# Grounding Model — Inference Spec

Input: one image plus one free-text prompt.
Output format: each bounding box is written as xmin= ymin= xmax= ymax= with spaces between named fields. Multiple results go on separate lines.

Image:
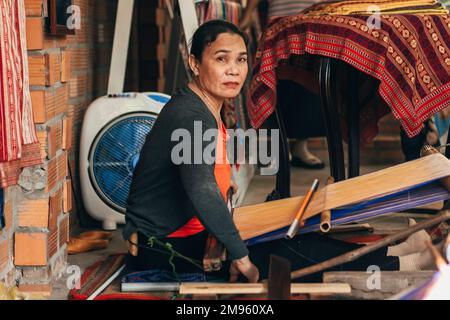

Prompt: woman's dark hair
xmin=190 ymin=19 xmax=249 ymax=61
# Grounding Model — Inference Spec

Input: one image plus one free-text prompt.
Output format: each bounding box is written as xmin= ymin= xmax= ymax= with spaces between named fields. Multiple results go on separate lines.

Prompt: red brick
xmin=62 ymin=116 xmax=73 ymax=150
xmin=0 ymin=239 xmax=8 ymax=271
xmin=18 ymin=283 xmax=52 ymax=297
xmin=28 ymin=55 xmax=46 ymax=86
xmin=26 ymin=17 xmax=43 ymax=50
xmin=63 ymin=179 xmax=73 ymax=213
xmin=48 ymin=121 xmax=62 ymax=159
xmin=54 ymin=85 xmax=68 ymax=116
xmin=48 ymin=227 xmax=58 ymax=259
xmin=46 ymin=157 xmax=58 ymax=193
xmin=31 ymin=91 xmax=46 ymax=123
xmin=24 ymin=0 xmax=43 ymax=17
xmin=3 ymin=200 xmax=13 ymax=233
xmin=46 ymin=53 xmax=61 ymax=86
xmin=59 ymin=215 xmax=69 ymax=248
xmin=61 ymin=51 xmax=71 ymax=83
xmin=49 ymin=190 xmax=62 ymax=231
xmin=14 ymin=233 xmax=48 ymax=266
xmin=58 ymin=151 xmax=68 ymax=182
xmin=18 ymin=198 xmax=49 ymax=228
xmin=36 ymin=129 xmax=47 ymax=160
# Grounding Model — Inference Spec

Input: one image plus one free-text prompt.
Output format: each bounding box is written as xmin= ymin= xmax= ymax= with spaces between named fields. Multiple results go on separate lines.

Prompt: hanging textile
xmin=0 ymin=188 xmax=4 ymax=231
xmin=205 ymin=0 xmax=242 ymax=25
xmin=0 ymin=0 xmax=41 ymax=188
xmin=248 ymin=10 xmax=450 ymax=140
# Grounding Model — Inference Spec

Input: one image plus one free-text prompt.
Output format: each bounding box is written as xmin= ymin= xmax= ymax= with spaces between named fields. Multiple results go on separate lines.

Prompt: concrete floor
xmin=50 ymin=161 xmax=430 ymax=300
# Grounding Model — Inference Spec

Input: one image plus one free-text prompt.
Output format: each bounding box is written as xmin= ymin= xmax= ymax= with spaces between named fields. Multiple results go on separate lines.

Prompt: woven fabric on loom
xmin=247 ymin=11 xmax=450 ymax=140
xmin=0 ymin=0 xmax=41 ymax=187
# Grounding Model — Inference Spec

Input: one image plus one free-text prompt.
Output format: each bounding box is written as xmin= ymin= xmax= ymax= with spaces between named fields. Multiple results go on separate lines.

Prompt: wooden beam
xmin=323 ymin=271 xmax=435 ymax=300
xmin=179 ymin=283 xmax=351 ymax=295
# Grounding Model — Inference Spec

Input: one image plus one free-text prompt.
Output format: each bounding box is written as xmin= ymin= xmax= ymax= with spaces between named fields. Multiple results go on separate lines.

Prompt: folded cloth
xmin=122 ymin=269 xmax=206 ymax=283
xmin=305 ymin=0 xmax=448 ymax=15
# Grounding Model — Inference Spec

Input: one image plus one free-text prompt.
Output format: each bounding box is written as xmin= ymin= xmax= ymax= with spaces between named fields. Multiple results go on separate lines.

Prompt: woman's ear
xmin=188 ymin=54 xmax=199 ymax=76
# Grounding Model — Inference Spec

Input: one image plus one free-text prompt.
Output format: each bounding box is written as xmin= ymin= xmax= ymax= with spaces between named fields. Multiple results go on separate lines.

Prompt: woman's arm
xmin=239 ymin=0 xmax=261 ymax=30
xmin=178 ymin=158 xmax=249 ymax=260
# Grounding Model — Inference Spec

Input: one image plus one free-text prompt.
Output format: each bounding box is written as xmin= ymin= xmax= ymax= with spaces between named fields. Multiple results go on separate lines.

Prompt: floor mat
xmin=68 ymin=254 xmax=178 ymax=300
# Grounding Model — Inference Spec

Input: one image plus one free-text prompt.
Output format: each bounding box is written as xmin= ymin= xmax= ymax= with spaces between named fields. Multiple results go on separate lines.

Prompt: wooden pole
xmin=291 ymin=210 xmax=450 ymax=280
xmin=320 ymin=176 xmax=335 ymax=233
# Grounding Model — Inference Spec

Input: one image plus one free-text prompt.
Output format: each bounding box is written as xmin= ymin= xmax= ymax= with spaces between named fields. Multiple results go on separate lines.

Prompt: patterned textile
xmin=268 ymin=0 xmax=324 ymax=19
xmin=0 ymin=0 xmax=41 ymax=187
xmin=248 ymin=12 xmax=450 ymax=139
xmin=0 ymin=188 xmax=4 ymax=230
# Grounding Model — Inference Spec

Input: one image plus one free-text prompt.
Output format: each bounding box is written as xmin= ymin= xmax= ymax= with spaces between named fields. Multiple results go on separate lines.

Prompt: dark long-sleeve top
xmin=123 ymin=86 xmax=249 ymax=260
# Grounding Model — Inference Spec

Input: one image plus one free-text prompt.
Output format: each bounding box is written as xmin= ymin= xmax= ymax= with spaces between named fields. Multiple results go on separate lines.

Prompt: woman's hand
xmin=229 ymin=256 xmax=259 ymax=283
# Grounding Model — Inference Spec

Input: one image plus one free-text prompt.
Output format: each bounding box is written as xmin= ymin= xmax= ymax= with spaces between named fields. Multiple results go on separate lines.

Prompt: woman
xmin=240 ymin=0 xmax=327 ymax=169
xmin=124 ymin=20 xmax=437 ymax=284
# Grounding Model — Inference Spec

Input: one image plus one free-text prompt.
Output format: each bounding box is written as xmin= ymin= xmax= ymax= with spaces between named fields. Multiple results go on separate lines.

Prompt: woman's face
xmin=191 ymin=33 xmax=248 ymax=100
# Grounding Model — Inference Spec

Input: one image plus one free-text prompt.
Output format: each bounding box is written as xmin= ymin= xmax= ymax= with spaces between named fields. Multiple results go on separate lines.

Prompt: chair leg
xmin=267 ymin=106 xmax=291 ymax=202
xmin=445 ymin=125 xmax=450 ymax=159
xmin=347 ymin=67 xmax=360 ymax=178
xmin=319 ymin=57 xmax=346 ymax=182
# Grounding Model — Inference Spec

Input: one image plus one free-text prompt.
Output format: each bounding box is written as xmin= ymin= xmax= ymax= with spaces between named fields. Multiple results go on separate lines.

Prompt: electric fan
xmin=79 ymin=92 xmax=170 ymax=230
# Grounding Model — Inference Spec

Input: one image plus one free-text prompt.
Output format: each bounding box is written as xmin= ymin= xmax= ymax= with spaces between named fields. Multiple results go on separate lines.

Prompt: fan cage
xmin=88 ymin=112 xmax=157 ymax=213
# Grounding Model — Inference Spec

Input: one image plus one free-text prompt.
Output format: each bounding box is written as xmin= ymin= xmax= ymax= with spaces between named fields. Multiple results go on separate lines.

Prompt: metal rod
xmin=121 ymin=282 xmax=180 ymax=292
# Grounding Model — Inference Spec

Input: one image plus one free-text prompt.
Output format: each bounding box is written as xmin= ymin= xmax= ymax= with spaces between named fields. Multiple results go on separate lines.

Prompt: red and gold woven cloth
xmin=248 ymin=13 xmax=450 ymax=139
xmin=0 ymin=0 xmax=41 ymax=188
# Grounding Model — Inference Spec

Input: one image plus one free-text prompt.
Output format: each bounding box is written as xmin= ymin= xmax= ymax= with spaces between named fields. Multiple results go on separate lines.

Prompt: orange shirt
xmin=168 ymin=123 xmax=230 ymax=238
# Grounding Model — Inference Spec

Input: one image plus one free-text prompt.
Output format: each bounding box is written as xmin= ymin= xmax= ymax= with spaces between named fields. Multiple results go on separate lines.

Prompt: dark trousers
xmin=277 ymin=80 xmax=326 ymax=140
xmin=128 ymin=231 xmax=399 ymax=283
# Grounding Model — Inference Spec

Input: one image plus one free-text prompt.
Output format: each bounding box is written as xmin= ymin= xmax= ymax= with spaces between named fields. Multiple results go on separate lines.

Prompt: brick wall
xmin=0 ymin=0 xmax=118 ymax=296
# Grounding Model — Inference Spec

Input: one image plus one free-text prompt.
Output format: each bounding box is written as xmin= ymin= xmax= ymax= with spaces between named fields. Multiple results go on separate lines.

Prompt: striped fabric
xmin=267 ymin=0 xmax=323 ymax=18
xmin=0 ymin=0 xmax=41 ymax=187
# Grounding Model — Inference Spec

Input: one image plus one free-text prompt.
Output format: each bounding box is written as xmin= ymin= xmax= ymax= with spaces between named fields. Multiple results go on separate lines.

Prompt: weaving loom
xmin=234 ymin=153 xmax=450 ymax=245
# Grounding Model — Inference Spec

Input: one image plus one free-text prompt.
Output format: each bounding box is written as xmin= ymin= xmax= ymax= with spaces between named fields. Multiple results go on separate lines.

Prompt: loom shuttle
xmin=286 ymin=179 xmax=319 ymax=239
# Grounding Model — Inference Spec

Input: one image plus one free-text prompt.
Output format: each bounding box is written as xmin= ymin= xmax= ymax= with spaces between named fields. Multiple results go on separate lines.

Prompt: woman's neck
xmin=188 ymin=82 xmax=223 ymax=126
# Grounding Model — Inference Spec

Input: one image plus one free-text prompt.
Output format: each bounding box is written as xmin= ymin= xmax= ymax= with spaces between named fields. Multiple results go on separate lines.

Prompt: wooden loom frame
xmin=233 ymin=153 xmax=450 ymax=242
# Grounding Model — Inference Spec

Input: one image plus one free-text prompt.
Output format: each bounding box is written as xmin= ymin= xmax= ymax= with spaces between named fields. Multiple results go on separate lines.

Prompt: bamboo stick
xmin=320 ymin=176 xmax=335 ymax=233
xmin=291 ymin=210 xmax=450 ymax=280
xmin=234 ymin=153 xmax=450 ymax=241
xmin=179 ymin=283 xmax=351 ymax=295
